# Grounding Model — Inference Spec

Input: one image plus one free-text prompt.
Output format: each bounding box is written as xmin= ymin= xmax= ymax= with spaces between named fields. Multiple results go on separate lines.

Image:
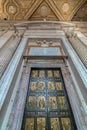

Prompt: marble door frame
xmin=7 ymin=60 xmax=86 ymax=130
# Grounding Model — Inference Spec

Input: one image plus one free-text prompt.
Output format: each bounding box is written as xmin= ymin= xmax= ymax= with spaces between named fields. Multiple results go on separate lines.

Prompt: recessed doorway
xmin=21 ymin=68 xmax=77 ymax=130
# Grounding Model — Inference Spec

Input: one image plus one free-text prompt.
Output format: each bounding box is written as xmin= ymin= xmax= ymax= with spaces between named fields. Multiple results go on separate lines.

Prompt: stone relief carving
xmin=36 ymin=40 xmax=53 ymax=47
xmin=29 ymin=1 xmax=58 ymax=21
xmin=8 ymin=5 xmax=17 ymax=14
xmin=62 ymin=3 xmax=70 ymax=15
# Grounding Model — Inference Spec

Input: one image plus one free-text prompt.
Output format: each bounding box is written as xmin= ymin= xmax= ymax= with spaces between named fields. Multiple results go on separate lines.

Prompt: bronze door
xmin=21 ymin=68 xmax=77 ymax=130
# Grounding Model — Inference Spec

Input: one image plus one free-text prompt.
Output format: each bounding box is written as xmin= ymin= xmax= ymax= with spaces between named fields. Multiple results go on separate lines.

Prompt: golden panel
xmin=30 ymin=82 xmax=37 ymax=91
xmin=61 ymin=118 xmax=71 ymax=130
xmin=25 ymin=118 xmax=34 ymax=130
xmin=37 ymin=118 xmax=46 ymax=130
xmin=47 ymin=70 xmax=53 ymax=78
xmin=56 ymin=82 xmax=62 ymax=90
xmin=38 ymin=81 xmax=45 ymax=90
xmin=58 ymin=96 xmax=67 ymax=109
xmin=39 ymin=70 xmax=45 ymax=78
xmin=51 ymin=118 xmax=60 ymax=130
xmin=54 ymin=71 xmax=60 ymax=78
xmin=48 ymin=82 xmax=55 ymax=90
xmin=49 ymin=97 xmax=57 ymax=109
xmin=32 ymin=70 xmax=38 ymax=78
xmin=38 ymin=96 xmax=45 ymax=109
xmin=27 ymin=96 xmax=36 ymax=109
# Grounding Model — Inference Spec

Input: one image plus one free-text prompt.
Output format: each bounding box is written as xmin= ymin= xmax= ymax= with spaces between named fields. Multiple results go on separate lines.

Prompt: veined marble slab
xmin=0 ymin=31 xmax=14 ymax=49
xmin=75 ymin=31 xmax=87 ymax=46
xmin=29 ymin=47 xmax=61 ymax=56
xmin=24 ymin=30 xmax=65 ymax=38
xmin=0 ymin=37 xmax=28 ymax=110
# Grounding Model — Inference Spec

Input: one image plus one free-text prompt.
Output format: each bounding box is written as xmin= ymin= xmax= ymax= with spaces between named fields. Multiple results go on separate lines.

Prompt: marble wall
xmin=0 ymin=21 xmax=87 ymax=130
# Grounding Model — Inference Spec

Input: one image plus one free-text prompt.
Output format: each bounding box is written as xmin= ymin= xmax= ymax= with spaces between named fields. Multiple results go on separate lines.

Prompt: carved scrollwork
xmin=36 ymin=40 xmax=53 ymax=47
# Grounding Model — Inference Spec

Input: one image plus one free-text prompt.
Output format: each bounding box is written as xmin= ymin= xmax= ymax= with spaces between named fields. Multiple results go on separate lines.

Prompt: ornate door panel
xmin=21 ymin=68 xmax=77 ymax=130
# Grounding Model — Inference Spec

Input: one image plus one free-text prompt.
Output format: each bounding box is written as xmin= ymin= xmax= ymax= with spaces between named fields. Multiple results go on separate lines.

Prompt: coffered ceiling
xmin=0 ymin=0 xmax=87 ymax=21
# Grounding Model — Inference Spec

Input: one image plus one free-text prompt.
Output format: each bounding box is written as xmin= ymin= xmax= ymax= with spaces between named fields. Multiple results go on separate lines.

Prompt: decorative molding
xmin=29 ymin=1 xmax=58 ymax=21
xmin=24 ymin=0 xmax=43 ymax=20
xmin=36 ymin=40 xmax=53 ymax=47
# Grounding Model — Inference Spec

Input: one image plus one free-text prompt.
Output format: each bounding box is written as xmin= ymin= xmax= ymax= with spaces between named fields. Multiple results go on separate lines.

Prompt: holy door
xmin=21 ymin=68 xmax=77 ymax=130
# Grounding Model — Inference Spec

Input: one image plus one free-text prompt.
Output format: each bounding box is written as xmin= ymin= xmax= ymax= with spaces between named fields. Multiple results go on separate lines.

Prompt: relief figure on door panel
xmin=49 ymin=97 xmax=57 ymax=109
xmin=38 ymin=96 xmax=45 ymax=109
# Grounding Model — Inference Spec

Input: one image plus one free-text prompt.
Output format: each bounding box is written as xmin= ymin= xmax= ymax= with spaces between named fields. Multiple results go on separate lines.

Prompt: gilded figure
xmin=49 ymin=97 xmax=57 ymax=109
xmin=47 ymin=70 xmax=53 ymax=78
xmin=32 ymin=70 xmax=38 ymax=78
xmin=37 ymin=118 xmax=46 ymax=130
xmin=25 ymin=118 xmax=34 ymax=130
xmin=27 ymin=96 xmax=36 ymax=109
xmin=48 ymin=82 xmax=55 ymax=90
xmin=38 ymin=96 xmax=45 ymax=109
xmin=39 ymin=70 xmax=45 ymax=78
xmin=56 ymin=82 xmax=62 ymax=90
xmin=38 ymin=82 xmax=45 ymax=90
xmin=30 ymin=82 xmax=37 ymax=91
xmin=58 ymin=96 xmax=67 ymax=109
xmin=54 ymin=71 xmax=60 ymax=78
xmin=61 ymin=118 xmax=71 ymax=130
xmin=51 ymin=118 xmax=60 ymax=130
